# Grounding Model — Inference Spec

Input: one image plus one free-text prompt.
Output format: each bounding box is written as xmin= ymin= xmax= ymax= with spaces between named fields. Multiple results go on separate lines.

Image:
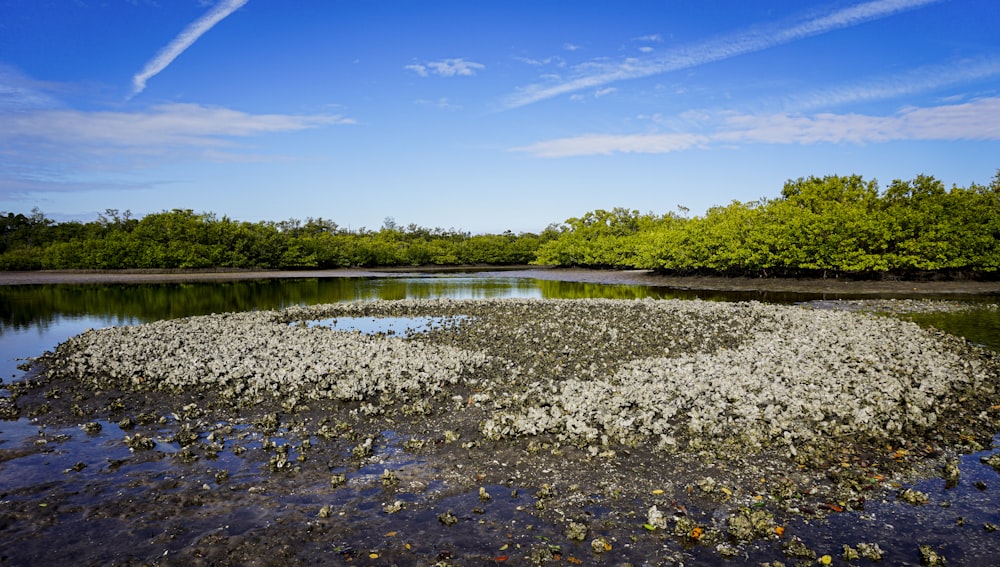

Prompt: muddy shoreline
xmin=2 ymin=266 xmax=999 ymax=296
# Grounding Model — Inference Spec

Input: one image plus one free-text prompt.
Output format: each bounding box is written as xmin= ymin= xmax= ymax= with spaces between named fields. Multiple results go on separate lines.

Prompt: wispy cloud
xmin=514 ymin=132 xmax=709 ymax=157
xmin=0 ymin=63 xmax=64 ymax=111
xmin=405 ymin=58 xmax=485 ymax=77
xmin=785 ymin=56 xmax=1000 ymax=111
xmin=0 ymin=103 xmax=352 ymax=195
xmin=717 ymin=98 xmax=1000 ymax=144
xmin=503 ymin=0 xmax=941 ymax=109
xmin=415 ymin=97 xmax=461 ymax=110
xmin=514 ymin=55 xmax=566 ymax=68
xmin=130 ymin=0 xmax=248 ymax=97
xmin=511 ymin=97 xmax=1000 ymax=157
xmin=2 ymin=103 xmax=350 ymax=147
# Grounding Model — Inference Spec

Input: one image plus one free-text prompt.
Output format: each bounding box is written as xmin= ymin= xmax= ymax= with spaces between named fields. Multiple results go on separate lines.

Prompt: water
xmin=901 ymin=308 xmax=1000 ymax=352
xmin=302 ymin=315 xmax=467 ymax=336
xmin=0 ymin=275 xmax=733 ymax=381
xmin=3 ymin=274 xmax=998 ymax=381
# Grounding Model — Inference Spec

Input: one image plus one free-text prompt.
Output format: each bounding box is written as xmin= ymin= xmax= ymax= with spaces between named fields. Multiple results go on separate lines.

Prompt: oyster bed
xmin=6 ymin=298 xmax=1000 ymax=564
xmin=38 ymin=298 xmax=1000 ymax=456
xmin=807 ymin=298 xmax=1000 ymax=314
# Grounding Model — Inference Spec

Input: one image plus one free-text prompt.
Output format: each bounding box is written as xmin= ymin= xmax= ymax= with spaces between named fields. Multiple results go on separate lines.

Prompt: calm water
xmin=2 ymin=274 xmax=998 ymax=382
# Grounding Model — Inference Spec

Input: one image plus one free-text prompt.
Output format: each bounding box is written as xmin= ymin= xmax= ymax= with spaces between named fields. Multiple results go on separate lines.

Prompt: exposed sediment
xmin=36 ymin=298 xmax=1000 ymax=460
xmin=11 ymin=298 xmax=1000 ymax=564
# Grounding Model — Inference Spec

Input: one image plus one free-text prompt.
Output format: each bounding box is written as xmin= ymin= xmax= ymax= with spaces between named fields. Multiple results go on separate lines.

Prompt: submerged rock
xmin=980 ymin=453 xmax=1000 ymax=473
xmin=919 ymin=544 xmax=947 ymax=565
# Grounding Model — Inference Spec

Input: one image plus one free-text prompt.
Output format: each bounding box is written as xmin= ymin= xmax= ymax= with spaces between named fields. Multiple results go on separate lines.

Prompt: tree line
xmin=534 ymin=172 xmax=1000 ymax=276
xmin=2 ymin=171 xmax=998 ymax=276
xmin=0 ymin=209 xmax=549 ymax=270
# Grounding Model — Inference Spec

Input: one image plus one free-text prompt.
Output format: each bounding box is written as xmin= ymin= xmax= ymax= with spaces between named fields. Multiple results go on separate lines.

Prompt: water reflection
xmin=900 ymin=309 xmax=1000 ymax=352
xmin=0 ymin=277 xmax=540 ymax=332
xmin=303 ymin=316 xmax=465 ymax=336
xmin=2 ymin=274 xmax=998 ymax=383
xmin=0 ymin=276 xmax=848 ymax=334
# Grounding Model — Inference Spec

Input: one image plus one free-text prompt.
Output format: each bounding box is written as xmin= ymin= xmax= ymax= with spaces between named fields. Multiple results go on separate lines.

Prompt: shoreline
xmin=1 ymin=266 xmax=999 ymax=295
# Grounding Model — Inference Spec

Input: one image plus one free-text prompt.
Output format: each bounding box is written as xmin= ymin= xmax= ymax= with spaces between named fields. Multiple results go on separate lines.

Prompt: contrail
xmin=130 ymin=0 xmax=249 ymax=98
xmin=504 ymin=0 xmax=942 ymax=109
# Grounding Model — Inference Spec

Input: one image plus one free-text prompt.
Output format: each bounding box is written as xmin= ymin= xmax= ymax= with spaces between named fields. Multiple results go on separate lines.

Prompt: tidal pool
xmin=301 ymin=315 xmax=468 ymax=336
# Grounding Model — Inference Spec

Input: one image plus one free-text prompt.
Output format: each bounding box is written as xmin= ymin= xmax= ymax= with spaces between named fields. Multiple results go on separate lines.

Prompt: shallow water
xmin=4 ymin=274 xmax=997 ymax=379
xmin=901 ymin=308 xmax=1000 ymax=352
xmin=303 ymin=315 xmax=467 ymax=336
xmin=2 ymin=272 xmax=999 ymax=565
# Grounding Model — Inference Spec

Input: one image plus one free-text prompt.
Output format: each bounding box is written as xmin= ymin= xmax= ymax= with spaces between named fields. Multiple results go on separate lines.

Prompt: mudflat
xmin=4 ymin=296 xmax=1000 ymax=564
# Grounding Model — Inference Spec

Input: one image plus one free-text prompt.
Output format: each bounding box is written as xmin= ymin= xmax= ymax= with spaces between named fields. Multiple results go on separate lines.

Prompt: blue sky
xmin=1 ymin=0 xmax=998 ymax=233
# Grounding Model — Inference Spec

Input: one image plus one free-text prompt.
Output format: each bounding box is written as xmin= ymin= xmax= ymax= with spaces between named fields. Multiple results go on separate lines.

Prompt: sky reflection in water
xmin=2 ymin=275 xmax=997 ymax=382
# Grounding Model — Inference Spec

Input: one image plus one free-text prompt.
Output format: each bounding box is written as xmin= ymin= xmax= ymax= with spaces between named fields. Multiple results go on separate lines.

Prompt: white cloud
xmin=785 ymin=56 xmax=1000 ymax=111
xmin=503 ymin=0 xmax=941 ymax=109
xmin=404 ymin=64 xmax=428 ymax=77
xmin=563 ymin=43 xmax=582 ymax=51
xmin=0 ymin=103 xmax=353 ymax=195
xmin=511 ymin=97 xmax=1000 ymax=157
xmin=415 ymin=97 xmax=460 ymax=110
xmin=0 ymin=63 xmax=63 ymax=111
xmin=514 ymin=55 xmax=566 ymax=67
xmin=131 ymin=0 xmax=248 ymax=97
xmin=406 ymin=58 xmax=485 ymax=77
xmin=715 ymin=112 xmax=897 ymax=145
xmin=1 ymin=103 xmax=351 ymax=147
xmin=512 ymin=132 xmax=708 ymax=157
xmin=594 ymin=87 xmax=617 ymax=97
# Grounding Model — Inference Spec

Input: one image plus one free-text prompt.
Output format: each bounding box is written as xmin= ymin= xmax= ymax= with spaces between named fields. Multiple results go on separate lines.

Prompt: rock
xmin=941 ymin=459 xmax=960 ymax=487
xmin=899 ymin=488 xmax=929 ymax=505
xmin=646 ymin=505 xmax=668 ymax=530
xmin=782 ymin=537 xmax=816 ymax=559
xmin=438 ymin=511 xmax=458 ymax=526
xmin=856 ymin=542 xmax=884 ymax=560
xmin=919 ymin=544 xmax=946 ymax=565
xmin=980 ymin=453 xmax=1000 ymax=473
xmin=590 ymin=537 xmax=611 ymax=554
xmin=728 ymin=507 xmax=775 ymax=541
xmin=565 ymin=521 xmax=587 ymax=541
